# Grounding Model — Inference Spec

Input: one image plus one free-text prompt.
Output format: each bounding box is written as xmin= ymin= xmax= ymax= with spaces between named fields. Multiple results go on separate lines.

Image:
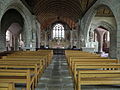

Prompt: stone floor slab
xmin=35 ymin=55 xmax=74 ymax=90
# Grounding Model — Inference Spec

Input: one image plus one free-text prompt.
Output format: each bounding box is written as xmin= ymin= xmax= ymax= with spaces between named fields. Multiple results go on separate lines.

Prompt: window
xmin=6 ymin=30 xmax=11 ymax=41
xmin=53 ymin=23 xmax=65 ymax=39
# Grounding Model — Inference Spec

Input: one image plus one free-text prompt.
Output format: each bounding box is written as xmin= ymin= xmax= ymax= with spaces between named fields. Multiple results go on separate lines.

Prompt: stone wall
xmin=92 ymin=17 xmax=116 ymax=29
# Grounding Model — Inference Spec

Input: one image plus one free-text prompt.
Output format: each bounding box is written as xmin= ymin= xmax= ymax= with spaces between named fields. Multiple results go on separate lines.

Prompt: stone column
xmin=14 ymin=36 xmax=19 ymax=51
xmin=73 ymin=30 xmax=78 ymax=48
xmin=79 ymin=32 xmax=85 ymax=49
xmin=31 ymin=15 xmax=37 ymax=50
xmin=70 ymin=30 xmax=73 ymax=48
xmin=96 ymin=28 xmax=106 ymax=53
xmin=36 ymin=21 xmax=41 ymax=48
xmin=110 ymin=29 xmax=117 ymax=59
xmin=44 ymin=31 xmax=47 ymax=47
xmin=77 ymin=20 xmax=81 ymax=49
xmin=0 ymin=31 xmax=6 ymax=51
xmin=32 ymin=30 xmax=37 ymax=50
xmin=98 ymin=34 xmax=104 ymax=53
xmin=78 ymin=20 xmax=86 ymax=49
xmin=23 ymin=24 xmax=31 ymax=48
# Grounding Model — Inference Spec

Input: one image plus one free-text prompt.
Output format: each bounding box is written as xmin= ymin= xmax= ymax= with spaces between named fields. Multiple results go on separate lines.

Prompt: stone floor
xmin=35 ymin=55 xmax=74 ymax=90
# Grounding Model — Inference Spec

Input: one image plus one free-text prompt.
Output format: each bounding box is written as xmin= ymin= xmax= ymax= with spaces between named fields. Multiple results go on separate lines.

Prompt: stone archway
xmin=1 ymin=9 xmax=24 ymax=51
xmin=0 ymin=0 xmax=35 ymax=51
xmin=90 ymin=21 xmax=115 ymax=58
xmin=80 ymin=0 xmax=119 ymax=58
xmin=6 ymin=23 xmax=23 ymax=51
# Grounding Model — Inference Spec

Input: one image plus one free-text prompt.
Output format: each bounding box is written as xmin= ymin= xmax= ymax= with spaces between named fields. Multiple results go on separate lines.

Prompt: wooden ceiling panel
xmin=23 ymin=0 xmax=98 ymax=30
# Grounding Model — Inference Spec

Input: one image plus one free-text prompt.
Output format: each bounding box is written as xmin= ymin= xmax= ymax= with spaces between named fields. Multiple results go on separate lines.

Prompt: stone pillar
xmin=98 ymin=34 xmax=104 ymax=53
xmin=32 ymin=30 xmax=36 ymax=50
xmin=36 ymin=21 xmax=41 ymax=48
xmin=96 ymin=28 xmax=106 ymax=53
xmin=44 ymin=31 xmax=47 ymax=47
xmin=14 ymin=36 xmax=19 ymax=51
xmin=76 ymin=30 xmax=79 ymax=48
xmin=23 ymin=15 xmax=37 ymax=51
xmin=79 ymin=31 xmax=85 ymax=49
xmin=12 ymin=36 xmax=16 ymax=51
xmin=78 ymin=20 xmax=86 ymax=49
xmin=73 ymin=30 xmax=78 ymax=48
xmin=0 ymin=31 xmax=6 ymax=51
xmin=70 ymin=30 xmax=73 ymax=48
xmin=110 ymin=29 xmax=117 ymax=59
xmin=77 ymin=20 xmax=81 ymax=49
xmin=30 ymin=15 xmax=37 ymax=50
xmin=23 ymin=24 xmax=31 ymax=48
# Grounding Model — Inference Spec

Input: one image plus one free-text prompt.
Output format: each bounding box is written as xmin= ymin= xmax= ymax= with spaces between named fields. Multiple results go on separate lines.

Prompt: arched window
xmin=53 ymin=23 xmax=65 ymax=39
xmin=6 ymin=30 xmax=11 ymax=41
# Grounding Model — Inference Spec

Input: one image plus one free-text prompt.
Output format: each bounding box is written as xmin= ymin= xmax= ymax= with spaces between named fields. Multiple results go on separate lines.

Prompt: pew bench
xmin=77 ymin=70 xmax=120 ymax=90
xmin=0 ymin=58 xmax=46 ymax=69
xmin=67 ymin=56 xmax=108 ymax=63
xmin=2 ymin=56 xmax=48 ymax=67
xmin=7 ymin=55 xmax=50 ymax=65
xmin=0 ymin=59 xmax=45 ymax=82
xmin=69 ymin=59 xmax=118 ymax=73
xmin=0 ymin=63 xmax=42 ymax=87
xmin=0 ymin=82 xmax=15 ymax=90
xmin=74 ymin=64 xmax=120 ymax=84
xmin=0 ymin=69 xmax=34 ymax=90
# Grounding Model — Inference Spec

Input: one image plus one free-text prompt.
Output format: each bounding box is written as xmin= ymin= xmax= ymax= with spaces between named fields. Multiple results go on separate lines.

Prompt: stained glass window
xmin=53 ymin=23 xmax=65 ymax=39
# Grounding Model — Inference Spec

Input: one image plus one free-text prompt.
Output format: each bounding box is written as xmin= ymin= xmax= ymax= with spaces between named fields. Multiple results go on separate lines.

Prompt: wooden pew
xmin=0 ymin=82 xmax=15 ymax=90
xmin=69 ymin=58 xmax=113 ymax=66
xmin=65 ymin=50 xmax=120 ymax=90
xmin=74 ymin=64 xmax=120 ymax=90
xmin=67 ymin=56 xmax=108 ymax=63
xmin=0 ymin=69 xmax=34 ymax=90
xmin=6 ymin=54 xmax=51 ymax=65
xmin=0 ymin=59 xmax=45 ymax=78
xmin=70 ymin=59 xmax=118 ymax=72
xmin=77 ymin=70 xmax=120 ymax=90
xmin=1 ymin=57 xmax=47 ymax=68
xmin=0 ymin=63 xmax=42 ymax=87
xmin=65 ymin=50 xmax=100 ymax=59
xmin=0 ymin=56 xmax=48 ymax=76
xmin=0 ymin=51 xmax=52 ymax=90
xmin=0 ymin=60 xmax=43 ymax=69
xmin=66 ymin=54 xmax=101 ymax=63
xmin=65 ymin=50 xmax=97 ymax=55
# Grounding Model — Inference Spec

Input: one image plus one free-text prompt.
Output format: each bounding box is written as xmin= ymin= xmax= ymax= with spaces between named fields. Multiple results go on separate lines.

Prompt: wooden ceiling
xmin=22 ymin=0 xmax=113 ymax=30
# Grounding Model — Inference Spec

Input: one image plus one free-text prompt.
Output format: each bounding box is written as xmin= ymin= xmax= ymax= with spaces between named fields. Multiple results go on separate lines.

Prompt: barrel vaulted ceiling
xmin=22 ymin=0 xmax=113 ymax=30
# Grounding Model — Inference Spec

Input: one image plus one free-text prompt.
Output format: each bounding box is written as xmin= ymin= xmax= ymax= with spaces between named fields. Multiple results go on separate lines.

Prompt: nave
xmin=1 ymin=0 xmax=120 ymax=90
xmin=1 ymin=50 xmax=120 ymax=90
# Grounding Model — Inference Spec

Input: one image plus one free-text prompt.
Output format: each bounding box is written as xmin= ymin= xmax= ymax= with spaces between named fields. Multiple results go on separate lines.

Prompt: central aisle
xmin=35 ymin=55 xmax=74 ymax=90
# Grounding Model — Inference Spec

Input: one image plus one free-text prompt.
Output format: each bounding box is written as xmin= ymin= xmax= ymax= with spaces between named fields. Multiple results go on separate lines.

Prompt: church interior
xmin=0 ymin=0 xmax=120 ymax=90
